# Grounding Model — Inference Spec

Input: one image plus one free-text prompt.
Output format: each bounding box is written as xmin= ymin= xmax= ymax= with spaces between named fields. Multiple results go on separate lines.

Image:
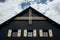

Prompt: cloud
xmin=30 ymin=1 xmax=49 ymax=13
xmin=31 ymin=0 xmax=60 ymax=24
xmin=0 ymin=0 xmax=60 ymax=24
xmin=0 ymin=0 xmax=25 ymax=24
xmin=45 ymin=0 xmax=60 ymax=24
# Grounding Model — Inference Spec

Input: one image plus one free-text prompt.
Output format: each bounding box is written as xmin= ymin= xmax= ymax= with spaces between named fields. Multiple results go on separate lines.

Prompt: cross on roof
xmin=14 ymin=8 xmax=46 ymax=25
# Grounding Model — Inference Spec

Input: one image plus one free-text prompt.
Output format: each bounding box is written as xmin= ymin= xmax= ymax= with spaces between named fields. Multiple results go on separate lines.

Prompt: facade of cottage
xmin=0 ymin=7 xmax=60 ymax=40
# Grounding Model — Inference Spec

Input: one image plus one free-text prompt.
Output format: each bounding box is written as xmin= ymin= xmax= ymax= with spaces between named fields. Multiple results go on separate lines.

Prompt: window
xmin=12 ymin=32 xmax=17 ymax=37
xmin=43 ymin=32 xmax=48 ymax=37
xmin=28 ymin=32 xmax=32 ymax=37
xmin=39 ymin=29 xmax=53 ymax=37
xmin=24 ymin=29 xmax=37 ymax=37
xmin=8 ymin=29 xmax=21 ymax=37
xmin=12 ymin=29 xmax=21 ymax=37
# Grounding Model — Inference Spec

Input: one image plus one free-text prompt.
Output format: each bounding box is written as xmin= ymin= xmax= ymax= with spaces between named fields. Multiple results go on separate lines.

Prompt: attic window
xmin=24 ymin=29 xmax=37 ymax=37
xmin=43 ymin=32 xmax=48 ymax=37
xmin=27 ymin=30 xmax=33 ymax=37
xmin=12 ymin=32 xmax=17 ymax=37
xmin=8 ymin=29 xmax=21 ymax=37
xmin=39 ymin=29 xmax=53 ymax=37
xmin=28 ymin=32 xmax=33 ymax=37
xmin=12 ymin=29 xmax=21 ymax=37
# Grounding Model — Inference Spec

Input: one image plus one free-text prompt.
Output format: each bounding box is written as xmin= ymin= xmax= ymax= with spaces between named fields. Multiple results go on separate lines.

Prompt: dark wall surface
xmin=0 ymin=20 xmax=60 ymax=40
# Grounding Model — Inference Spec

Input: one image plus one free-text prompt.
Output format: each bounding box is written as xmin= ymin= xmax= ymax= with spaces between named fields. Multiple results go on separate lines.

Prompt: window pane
xmin=43 ymin=32 xmax=48 ymax=37
xmin=12 ymin=32 xmax=17 ymax=37
xmin=28 ymin=32 xmax=32 ymax=37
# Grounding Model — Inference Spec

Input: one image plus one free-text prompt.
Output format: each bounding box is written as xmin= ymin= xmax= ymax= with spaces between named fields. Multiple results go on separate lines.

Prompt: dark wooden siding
xmin=0 ymin=20 xmax=60 ymax=40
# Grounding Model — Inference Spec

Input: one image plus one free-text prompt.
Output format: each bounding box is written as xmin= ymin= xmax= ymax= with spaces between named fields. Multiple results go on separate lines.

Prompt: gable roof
xmin=0 ymin=7 xmax=60 ymax=29
xmin=0 ymin=0 xmax=60 ymax=25
xmin=0 ymin=6 xmax=29 ymax=25
xmin=0 ymin=5 xmax=60 ymax=25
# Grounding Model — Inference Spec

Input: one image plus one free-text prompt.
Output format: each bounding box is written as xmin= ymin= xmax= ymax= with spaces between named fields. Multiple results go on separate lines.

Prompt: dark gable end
xmin=0 ymin=7 xmax=60 ymax=40
xmin=0 ymin=7 xmax=60 ymax=29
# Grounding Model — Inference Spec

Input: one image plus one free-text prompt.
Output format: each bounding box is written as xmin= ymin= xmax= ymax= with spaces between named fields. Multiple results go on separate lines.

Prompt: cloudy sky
xmin=0 ymin=0 xmax=60 ymax=25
